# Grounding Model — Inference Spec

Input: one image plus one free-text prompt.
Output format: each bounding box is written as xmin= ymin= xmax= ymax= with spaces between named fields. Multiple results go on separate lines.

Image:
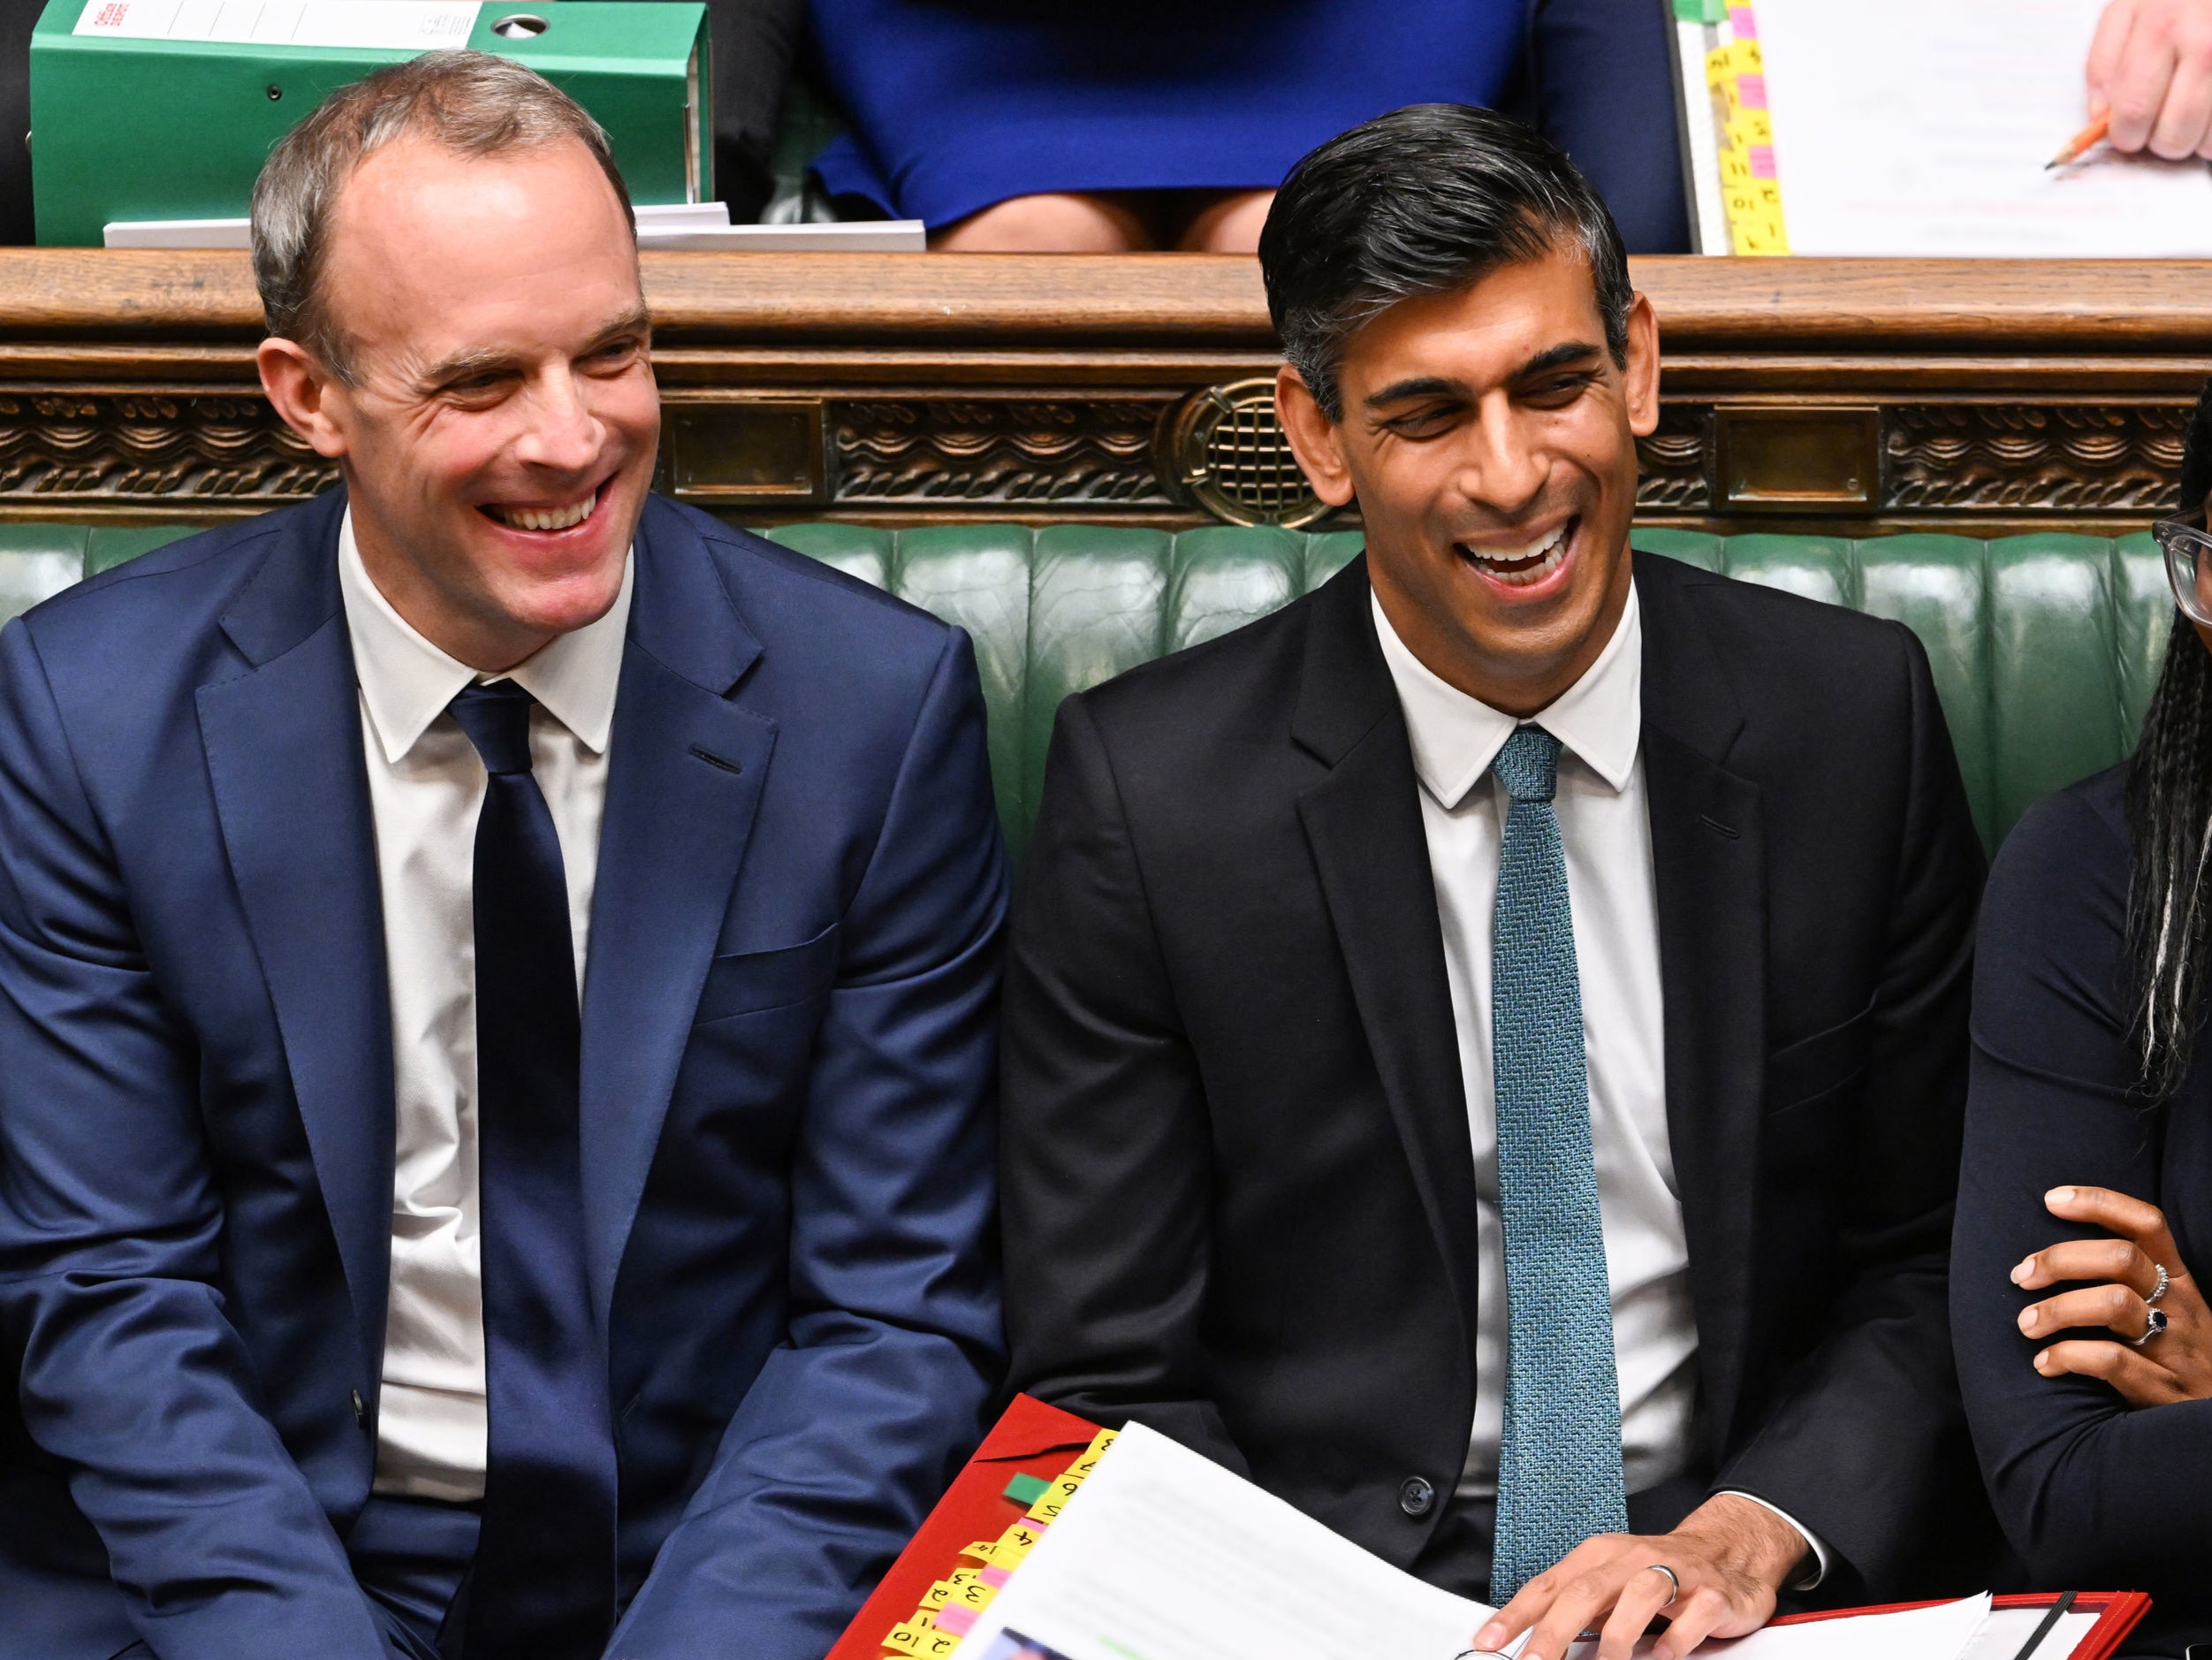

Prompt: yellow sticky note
xmin=1726 ymin=111 xmax=1774 ymax=148
xmin=1729 ymin=38 xmax=1764 ymax=73
xmin=1705 ymin=45 xmax=1733 ymax=84
xmin=997 ymin=1520 xmax=1045 ymax=1558
xmin=957 ymin=1538 xmax=999 ymax=1565
xmin=920 ymin=1637 xmax=959 ymax=1660
xmin=1732 ymin=218 xmax=1790 ymax=255
xmin=920 ymin=1579 xmax=958 ymax=1611
xmin=1072 ymin=1428 xmax=1119 ymax=1474
xmin=884 ymin=1621 xmax=929 ymax=1655
xmin=1719 ymin=150 xmax=1753 ymax=187
xmin=954 ymin=1577 xmax=997 ymax=1611
xmin=1727 ymin=205 xmax=1776 ymax=237
xmin=1026 ymin=1472 xmax=1085 ymax=1523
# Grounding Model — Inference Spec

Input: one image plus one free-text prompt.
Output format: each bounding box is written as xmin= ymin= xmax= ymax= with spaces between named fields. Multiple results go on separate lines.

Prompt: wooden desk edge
xmin=6 ymin=249 xmax=2212 ymax=353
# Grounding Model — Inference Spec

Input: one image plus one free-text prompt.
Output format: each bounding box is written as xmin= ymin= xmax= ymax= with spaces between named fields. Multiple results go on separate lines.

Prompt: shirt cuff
xmin=1715 ymin=1489 xmax=1829 ymax=1591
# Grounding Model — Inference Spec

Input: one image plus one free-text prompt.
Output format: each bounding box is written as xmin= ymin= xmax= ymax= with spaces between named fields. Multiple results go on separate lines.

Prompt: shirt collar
xmin=1372 ymin=578 xmax=1642 ymax=809
xmin=338 ymin=508 xmax=634 ymax=765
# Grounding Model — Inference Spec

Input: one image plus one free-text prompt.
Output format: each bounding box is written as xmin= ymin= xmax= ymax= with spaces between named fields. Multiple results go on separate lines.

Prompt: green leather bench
xmin=0 ymin=519 xmax=2171 ymax=862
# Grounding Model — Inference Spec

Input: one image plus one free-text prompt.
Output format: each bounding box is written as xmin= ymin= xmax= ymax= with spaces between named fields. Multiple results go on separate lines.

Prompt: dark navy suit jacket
xmin=0 ymin=489 xmax=1007 ymax=1658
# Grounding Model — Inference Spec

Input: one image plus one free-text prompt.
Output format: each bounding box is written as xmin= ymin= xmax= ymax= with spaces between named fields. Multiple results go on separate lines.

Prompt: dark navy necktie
xmin=447 ymin=682 xmax=617 ymax=1660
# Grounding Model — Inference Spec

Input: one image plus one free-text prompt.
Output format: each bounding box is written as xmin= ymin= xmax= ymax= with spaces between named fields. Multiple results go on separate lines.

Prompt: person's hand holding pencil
xmin=2074 ymin=0 xmax=2212 ymax=163
xmin=2046 ymin=110 xmax=2111 ymax=168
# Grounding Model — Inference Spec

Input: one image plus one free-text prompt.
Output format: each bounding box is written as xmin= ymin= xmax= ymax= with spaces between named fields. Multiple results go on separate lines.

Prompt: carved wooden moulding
xmin=1885 ymin=403 xmax=2187 ymax=514
xmin=0 ymin=385 xmax=2193 ymax=529
xmin=0 ymin=392 xmax=334 ymax=505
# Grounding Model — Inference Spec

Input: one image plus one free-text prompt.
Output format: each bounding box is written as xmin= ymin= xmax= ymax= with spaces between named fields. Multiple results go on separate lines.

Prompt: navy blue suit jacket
xmin=0 ymin=490 xmax=1007 ymax=1658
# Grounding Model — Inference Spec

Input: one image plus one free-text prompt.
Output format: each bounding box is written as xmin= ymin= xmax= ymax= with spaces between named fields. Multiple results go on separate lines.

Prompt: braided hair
xmin=2125 ymin=377 xmax=2212 ymax=1098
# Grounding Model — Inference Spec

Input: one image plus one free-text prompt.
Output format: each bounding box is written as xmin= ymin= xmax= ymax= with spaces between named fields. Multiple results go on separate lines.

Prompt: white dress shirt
xmin=1372 ymin=587 xmax=1825 ymax=1583
xmin=338 ymin=513 xmax=632 ymax=1502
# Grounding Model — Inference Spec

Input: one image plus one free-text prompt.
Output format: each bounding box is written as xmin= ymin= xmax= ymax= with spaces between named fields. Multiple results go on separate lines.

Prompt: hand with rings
xmin=2012 ymin=1184 xmax=2212 ymax=1405
xmin=1466 ymin=1494 xmax=1806 ymax=1660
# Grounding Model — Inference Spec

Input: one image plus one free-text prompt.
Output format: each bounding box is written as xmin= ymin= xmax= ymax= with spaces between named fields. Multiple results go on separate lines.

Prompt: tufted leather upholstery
xmin=2 ymin=518 xmax=2170 ymax=861
xmin=764 ymin=521 xmax=2172 ymax=863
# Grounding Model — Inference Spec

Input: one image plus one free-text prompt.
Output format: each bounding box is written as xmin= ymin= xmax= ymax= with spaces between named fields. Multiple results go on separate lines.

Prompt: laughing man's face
xmin=299 ymin=133 xmax=658 ymax=672
xmin=1278 ymin=242 xmax=1660 ymax=717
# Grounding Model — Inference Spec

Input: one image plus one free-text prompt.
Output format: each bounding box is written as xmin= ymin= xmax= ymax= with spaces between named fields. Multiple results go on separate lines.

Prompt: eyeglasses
xmin=2155 ymin=518 xmax=2212 ymax=625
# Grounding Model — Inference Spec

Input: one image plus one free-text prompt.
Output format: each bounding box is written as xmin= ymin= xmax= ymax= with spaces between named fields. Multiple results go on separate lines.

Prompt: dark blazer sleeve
xmin=1707 ymin=622 xmax=1985 ymax=1593
xmin=0 ymin=620 xmax=393 ymax=1658
xmin=610 ymin=626 xmax=1009 ymax=1660
xmin=1952 ymin=778 xmax=2212 ymax=1589
xmin=999 ymin=693 xmax=1251 ymax=1476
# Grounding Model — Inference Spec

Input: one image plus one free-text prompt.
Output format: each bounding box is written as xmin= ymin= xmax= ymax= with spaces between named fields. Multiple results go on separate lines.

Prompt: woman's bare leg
xmin=1174 ymin=188 xmax=1276 ymax=253
xmin=931 ymin=192 xmax=1154 ymax=251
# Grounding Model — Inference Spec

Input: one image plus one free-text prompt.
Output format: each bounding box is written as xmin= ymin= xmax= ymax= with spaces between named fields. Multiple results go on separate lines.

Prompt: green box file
xmin=31 ymin=0 xmax=711 ymax=246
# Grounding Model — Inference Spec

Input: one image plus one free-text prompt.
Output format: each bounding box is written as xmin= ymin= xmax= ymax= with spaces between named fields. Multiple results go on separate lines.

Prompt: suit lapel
xmin=578 ymin=501 xmax=773 ymax=1323
xmin=1636 ymin=554 xmax=1767 ymax=1455
xmin=197 ymin=491 xmax=394 ymax=1385
xmin=1293 ymin=561 xmax=1484 ymax=1352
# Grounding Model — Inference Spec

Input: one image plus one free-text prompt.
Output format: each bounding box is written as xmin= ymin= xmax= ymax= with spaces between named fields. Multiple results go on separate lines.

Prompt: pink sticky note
xmin=1737 ymin=73 xmax=1767 ymax=108
xmin=980 ymin=1565 xmax=1011 ymax=1588
xmin=935 ymin=1604 xmax=977 ymax=1637
xmin=1748 ymin=145 xmax=1778 ymax=179
xmin=1729 ymin=7 xmax=1757 ymax=37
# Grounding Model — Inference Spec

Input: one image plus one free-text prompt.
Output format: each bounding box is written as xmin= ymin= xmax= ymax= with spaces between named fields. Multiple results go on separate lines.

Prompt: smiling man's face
xmin=260 ymin=132 xmax=657 ymax=672
xmin=1277 ymin=242 xmax=1659 ymax=717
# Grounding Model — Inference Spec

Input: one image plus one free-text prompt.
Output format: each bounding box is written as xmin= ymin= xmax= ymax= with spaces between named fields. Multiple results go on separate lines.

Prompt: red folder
xmin=826 ymin=1394 xmax=1102 ymax=1660
xmin=830 ymin=1395 xmax=2152 ymax=1660
xmin=1771 ymin=1592 xmax=2150 ymax=1658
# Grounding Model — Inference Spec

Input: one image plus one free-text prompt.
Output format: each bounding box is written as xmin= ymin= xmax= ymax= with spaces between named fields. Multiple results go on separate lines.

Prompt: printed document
xmin=947 ymin=1421 xmax=1993 ymax=1660
xmin=1753 ymin=0 xmax=2212 ymax=255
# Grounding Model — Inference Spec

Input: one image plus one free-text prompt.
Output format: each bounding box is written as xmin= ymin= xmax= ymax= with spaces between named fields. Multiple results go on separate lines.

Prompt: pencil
xmin=2046 ymin=111 xmax=2110 ymax=170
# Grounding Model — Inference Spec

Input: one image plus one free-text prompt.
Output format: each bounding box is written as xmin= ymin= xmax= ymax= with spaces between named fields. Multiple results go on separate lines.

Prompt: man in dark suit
xmin=1000 ymin=105 xmax=1985 ymax=1659
xmin=0 ymin=52 xmax=1003 ymax=1660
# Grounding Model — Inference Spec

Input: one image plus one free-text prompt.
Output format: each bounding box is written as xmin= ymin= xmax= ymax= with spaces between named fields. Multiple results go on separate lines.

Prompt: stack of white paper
xmin=948 ymin=1422 xmax=2000 ymax=1660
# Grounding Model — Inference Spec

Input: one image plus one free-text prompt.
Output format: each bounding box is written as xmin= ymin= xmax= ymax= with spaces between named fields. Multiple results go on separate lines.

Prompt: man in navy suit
xmin=0 ymin=51 xmax=1005 ymax=1660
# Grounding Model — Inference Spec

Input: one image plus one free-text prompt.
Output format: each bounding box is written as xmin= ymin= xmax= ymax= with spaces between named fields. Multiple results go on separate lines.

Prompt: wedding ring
xmin=2148 ymin=1262 xmax=2171 ymax=1306
xmin=2133 ymin=1306 xmax=2170 ymax=1347
xmin=1644 ymin=1563 xmax=1682 ymax=1607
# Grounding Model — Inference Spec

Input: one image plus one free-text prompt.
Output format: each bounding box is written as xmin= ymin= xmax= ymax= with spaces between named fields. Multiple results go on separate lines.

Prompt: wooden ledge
xmin=4 ymin=248 xmax=2211 ymax=354
xmin=1632 ymin=258 xmax=2212 ymax=353
xmin=0 ymin=248 xmax=1277 ymax=346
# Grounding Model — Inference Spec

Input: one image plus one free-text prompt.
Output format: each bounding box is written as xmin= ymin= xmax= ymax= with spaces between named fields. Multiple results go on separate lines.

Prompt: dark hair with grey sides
xmin=1258 ymin=103 xmax=1632 ymax=423
xmin=251 ymin=49 xmax=635 ymax=383
xmin=2125 ymin=377 xmax=2212 ymax=1098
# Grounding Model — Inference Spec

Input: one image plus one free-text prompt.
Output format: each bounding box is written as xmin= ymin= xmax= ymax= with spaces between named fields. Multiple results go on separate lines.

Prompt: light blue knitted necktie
xmin=1487 ymin=726 xmax=1629 ymax=1600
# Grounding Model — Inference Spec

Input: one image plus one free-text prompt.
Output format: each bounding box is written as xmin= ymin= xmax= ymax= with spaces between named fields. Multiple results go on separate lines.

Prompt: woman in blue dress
xmin=805 ymin=0 xmax=1691 ymax=253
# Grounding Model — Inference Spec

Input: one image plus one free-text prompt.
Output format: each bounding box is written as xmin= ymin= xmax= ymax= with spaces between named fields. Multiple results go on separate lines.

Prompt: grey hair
xmin=250 ymin=49 xmax=635 ymax=382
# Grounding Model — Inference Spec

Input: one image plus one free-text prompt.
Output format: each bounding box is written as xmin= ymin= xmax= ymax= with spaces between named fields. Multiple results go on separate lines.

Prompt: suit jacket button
xmin=1399 ymin=1475 xmax=1435 ymax=1517
xmin=350 ymin=1390 xmax=368 ymax=1428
